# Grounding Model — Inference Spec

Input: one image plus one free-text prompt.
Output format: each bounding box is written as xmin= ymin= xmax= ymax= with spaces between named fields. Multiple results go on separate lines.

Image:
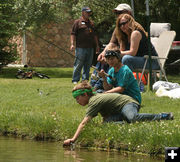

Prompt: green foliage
xmin=71 ymin=0 xmax=131 ymax=44
xmin=13 ymin=0 xmax=73 ymax=31
xmin=0 ymin=0 xmax=18 ymax=67
xmin=148 ymin=0 xmax=180 ymax=40
xmin=70 ymin=0 xmax=180 ymax=42
xmin=0 ymin=0 xmax=179 ymax=66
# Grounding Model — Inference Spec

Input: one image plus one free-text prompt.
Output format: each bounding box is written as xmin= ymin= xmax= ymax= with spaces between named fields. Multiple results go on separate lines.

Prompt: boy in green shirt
xmin=63 ymin=82 xmax=173 ymax=146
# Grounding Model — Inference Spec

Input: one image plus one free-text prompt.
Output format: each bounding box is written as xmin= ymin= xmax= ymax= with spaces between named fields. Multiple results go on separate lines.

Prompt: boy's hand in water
xmin=63 ymin=139 xmax=73 ymax=146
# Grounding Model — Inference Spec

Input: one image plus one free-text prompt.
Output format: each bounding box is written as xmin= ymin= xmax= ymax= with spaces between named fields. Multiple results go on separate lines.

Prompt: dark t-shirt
xmin=125 ymin=30 xmax=158 ymax=57
xmin=111 ymin=29 xmax=158 ymax=57
xmin=71 ymin=17 xmax=97 ymax=48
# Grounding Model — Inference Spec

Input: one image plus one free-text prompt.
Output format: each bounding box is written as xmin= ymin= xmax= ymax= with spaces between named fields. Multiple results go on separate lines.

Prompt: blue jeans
xmin=72 ymin=48 xmax=94 ymax=82
xmin=122 ymin=55 xmax=160 ymax=71
xmin=104 ymin=103 xmax=162 ymax=123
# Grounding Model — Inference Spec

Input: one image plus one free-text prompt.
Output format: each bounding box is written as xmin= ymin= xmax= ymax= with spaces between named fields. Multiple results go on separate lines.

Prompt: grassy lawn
xmin=0 ymin=67 xmax=180 ymax=156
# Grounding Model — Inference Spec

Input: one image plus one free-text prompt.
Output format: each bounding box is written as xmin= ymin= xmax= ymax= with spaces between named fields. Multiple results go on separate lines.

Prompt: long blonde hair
xmin=115 ymin=14 xmax=148 ymax=48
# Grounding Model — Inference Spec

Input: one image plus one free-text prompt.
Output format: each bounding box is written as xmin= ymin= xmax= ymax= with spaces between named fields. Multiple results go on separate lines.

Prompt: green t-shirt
xmin=86 ymin=93 xmax=139 ymax=118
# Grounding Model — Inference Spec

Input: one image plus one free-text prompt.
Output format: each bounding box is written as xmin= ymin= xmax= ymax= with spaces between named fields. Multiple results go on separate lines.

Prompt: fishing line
xmin=26 ymin=29 xmax=85 ymax=75
xmin=26 ymin=30 xmax=115 ymax=80
xmin=26 ymin=30 xmax=78 ymax=60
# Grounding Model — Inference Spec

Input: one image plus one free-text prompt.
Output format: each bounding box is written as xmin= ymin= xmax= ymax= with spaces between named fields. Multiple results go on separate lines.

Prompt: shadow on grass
xmin=0 ymin=67 xmax=73 ymax=79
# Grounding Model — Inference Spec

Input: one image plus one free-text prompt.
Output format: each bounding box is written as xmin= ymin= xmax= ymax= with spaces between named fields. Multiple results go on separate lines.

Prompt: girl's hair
xmin=115 ymin=14 xmax=148 ymax=48
xmin=72 ymin=81 xmax=93 ymax=96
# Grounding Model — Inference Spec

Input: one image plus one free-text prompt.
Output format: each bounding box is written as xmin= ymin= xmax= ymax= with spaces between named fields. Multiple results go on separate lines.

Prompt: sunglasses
xmin=119 ymin=21 xmax=128 ymax=27
xmin=115 ymin=11 xmax=123 ymax=15
xmin=114 ymin=10 xmax=129 ymax=15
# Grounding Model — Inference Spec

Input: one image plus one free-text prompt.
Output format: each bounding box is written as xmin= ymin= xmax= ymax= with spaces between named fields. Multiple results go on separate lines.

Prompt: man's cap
xmin=113 ymin=3 xmax=132 ymax=12
xmin=105 ymin=50 xmax=121 ymax=60
xmin=82 ymin=6 xmax=92 ymax=12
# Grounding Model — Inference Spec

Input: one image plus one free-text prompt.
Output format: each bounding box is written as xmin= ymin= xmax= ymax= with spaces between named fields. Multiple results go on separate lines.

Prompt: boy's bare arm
xmin=98 ymin=69 xmax=112 ymax=90
xmin=63 ymin=116 xmax=92 ymax=146
xmin=98 ymin=70 xmax=124 ymax=93
xmin=102 ymin=77 xmax=113 ymax=91
xmin=105 ymin=86 xmax=124 ymax=93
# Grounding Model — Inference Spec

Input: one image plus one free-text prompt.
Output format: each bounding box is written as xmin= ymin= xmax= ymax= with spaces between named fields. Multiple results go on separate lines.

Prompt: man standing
xmin=97 ymin=3 xmax=132 ymax=62
xmin=70 ymin=6 xmax=100 ymax=84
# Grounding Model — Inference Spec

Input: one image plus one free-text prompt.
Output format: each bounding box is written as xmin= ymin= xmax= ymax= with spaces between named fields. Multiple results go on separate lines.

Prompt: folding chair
xmin=135 ymin=30 xmax=176 ymax=86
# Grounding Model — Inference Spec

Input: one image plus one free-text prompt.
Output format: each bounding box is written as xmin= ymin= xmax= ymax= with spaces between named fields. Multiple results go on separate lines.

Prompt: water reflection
xmin=0 ymin=136 xmax=163 ymax=162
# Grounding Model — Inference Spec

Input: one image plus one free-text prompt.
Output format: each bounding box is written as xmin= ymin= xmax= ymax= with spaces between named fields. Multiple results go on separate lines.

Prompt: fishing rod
xmin=26 ymin=30 xmax=115 ymax=81
xmin=26 ymin=29 xmax=86 ymax=77
xmin=26 ymin=30 xmax=93 ymax=65
xmin=91 ymin=65 xmax=115 ymax=81
xmin=26 ymin=30 xmax=78 ymax=60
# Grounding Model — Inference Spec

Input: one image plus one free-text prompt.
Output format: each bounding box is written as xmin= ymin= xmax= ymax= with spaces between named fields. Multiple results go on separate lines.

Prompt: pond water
xmin=0 ymin=136 xmax=163 ymax=162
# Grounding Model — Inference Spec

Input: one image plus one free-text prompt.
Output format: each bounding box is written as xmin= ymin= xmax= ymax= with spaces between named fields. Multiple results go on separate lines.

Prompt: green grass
xmin=0 ymin=67 xmax=180 ymax=156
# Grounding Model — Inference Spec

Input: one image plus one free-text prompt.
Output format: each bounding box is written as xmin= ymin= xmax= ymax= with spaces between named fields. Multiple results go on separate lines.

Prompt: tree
xmin=71 ymin=0 xmax=180 ymax=41
xmin=0 ymin=0 xmax=18 ymax=68
xmin=1 ymin=0 xmax=179 ymax=67
xmin=13 ymin=0 xmax=74 ymax=31
xmin=149 ymin=0 xmax=180 ymax=40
